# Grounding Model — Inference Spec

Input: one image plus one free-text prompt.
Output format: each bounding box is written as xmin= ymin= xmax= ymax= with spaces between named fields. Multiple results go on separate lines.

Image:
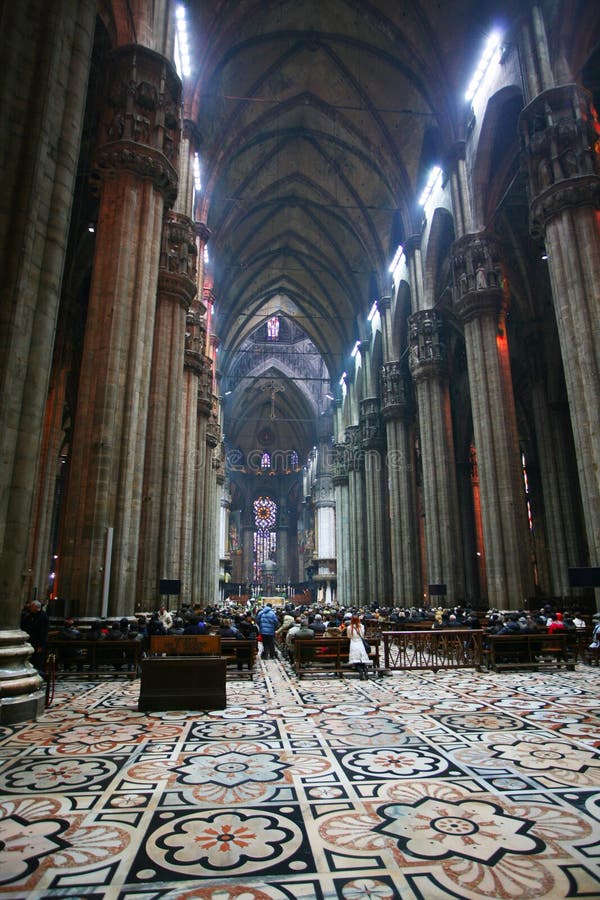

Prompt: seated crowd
xmin=27 ymin=594 xmax=598 ymax=678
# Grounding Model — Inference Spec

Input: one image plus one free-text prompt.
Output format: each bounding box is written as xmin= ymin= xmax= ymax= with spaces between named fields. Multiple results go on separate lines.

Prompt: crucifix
xmin=262 ymin=379 xmax=285 ymax=419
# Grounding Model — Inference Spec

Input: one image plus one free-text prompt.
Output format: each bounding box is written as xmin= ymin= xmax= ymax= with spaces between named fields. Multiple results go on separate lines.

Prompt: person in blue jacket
xmin=256 ymin=603 xmax=279 ymax=659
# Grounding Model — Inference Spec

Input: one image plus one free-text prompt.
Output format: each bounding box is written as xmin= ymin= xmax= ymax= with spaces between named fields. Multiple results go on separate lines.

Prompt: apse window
xmin=267 ymin=316 xmax=280 ymax=340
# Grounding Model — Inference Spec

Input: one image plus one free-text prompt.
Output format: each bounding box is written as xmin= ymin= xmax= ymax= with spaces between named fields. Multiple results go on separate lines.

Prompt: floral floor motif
xmin=1 ymin=660 xmax=600 ymax=898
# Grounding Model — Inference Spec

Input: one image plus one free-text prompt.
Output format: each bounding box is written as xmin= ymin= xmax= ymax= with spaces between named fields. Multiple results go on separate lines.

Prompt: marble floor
xmin=1 ymin=656 xmax=600 ymax=899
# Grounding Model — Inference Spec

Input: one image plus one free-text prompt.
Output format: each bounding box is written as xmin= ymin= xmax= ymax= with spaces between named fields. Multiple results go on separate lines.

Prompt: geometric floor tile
xmin=1 ymin=659 xmax=600 ymax=898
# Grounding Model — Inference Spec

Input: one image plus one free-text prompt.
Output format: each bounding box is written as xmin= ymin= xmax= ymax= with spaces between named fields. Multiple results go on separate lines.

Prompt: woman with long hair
xmin=347 ymin=614 xmax=371 ymax=680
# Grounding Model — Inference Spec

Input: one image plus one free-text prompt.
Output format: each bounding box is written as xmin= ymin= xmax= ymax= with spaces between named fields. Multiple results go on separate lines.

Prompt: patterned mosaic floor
xmin=1 ymin=657 xmax=600 ymax=899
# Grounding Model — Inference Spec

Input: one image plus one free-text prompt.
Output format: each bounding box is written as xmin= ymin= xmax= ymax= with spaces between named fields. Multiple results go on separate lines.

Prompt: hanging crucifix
xmin=262 ymin=379 xmax=285 ymax=419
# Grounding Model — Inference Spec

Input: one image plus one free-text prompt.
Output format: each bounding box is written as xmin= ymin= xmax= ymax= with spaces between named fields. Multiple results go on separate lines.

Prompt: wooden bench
xmin=46 ymin=638 xmax=142 ymax=678
xmin=292 ymin=637 xmax=380 ymax=678
xmin=484 ymin=632 xmax=576 ymax=671
xmin=149 ymin=634 xmax=258 ymax=678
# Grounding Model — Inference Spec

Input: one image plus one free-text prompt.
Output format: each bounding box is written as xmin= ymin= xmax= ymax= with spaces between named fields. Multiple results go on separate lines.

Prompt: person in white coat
xmin=347 ymin=614 xmax=371 ymax=679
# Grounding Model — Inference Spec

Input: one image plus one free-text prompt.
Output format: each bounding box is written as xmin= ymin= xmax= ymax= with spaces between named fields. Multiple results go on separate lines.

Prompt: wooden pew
xmin=485 ymin=632 xmax=576 ymax=671
xmin=46 ymin=638 xmax=142 ymax=678
xmin=292 ymin=637 xmax=380 ymax=678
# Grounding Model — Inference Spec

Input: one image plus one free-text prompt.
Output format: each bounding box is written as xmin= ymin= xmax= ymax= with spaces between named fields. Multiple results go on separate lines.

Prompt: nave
xmin=2 ymin=661 xmax=600 ymax=899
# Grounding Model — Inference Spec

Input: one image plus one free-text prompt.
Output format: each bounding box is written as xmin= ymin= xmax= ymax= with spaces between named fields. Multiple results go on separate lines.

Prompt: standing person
xmin=256 ymin=603 xmax=279 ymax=659
xmin=20 ymin=600 xmax=49 ymax=676
xmin=347 ymin=614 xmax=371 ymax=680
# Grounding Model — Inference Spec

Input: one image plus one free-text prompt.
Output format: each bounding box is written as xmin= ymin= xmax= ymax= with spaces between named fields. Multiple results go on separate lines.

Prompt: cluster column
xmin=360 ymin=397 xmax=389 ymax=604
xmin=452 ymin=232 xmax=533 ymax=608
xmin=59 ymin=45 xmax=181 ymax=616
xmin=380 ymin=360 xmax=420 ymax=604
xmin=136 ymin=212 xmax=197 ymax=607
xmin=520 ymin=83 xmax=600 ymax=570
xmin=408 ymin=310 xmax=463 ymax=604
xmin=0 ymin=0 xmax=96 ymax=721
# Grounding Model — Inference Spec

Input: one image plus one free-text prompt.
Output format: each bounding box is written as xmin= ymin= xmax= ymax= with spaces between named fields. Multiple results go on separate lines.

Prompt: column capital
xmin=206 ymin=420 xmax=221 ymax=448
xmin=378 ymin=294 xmax=392 ymax=313
xmin=332 ymin=443 xmax=349 ymax=486
xmin=182 ymin=118 xmax=202 ymax=149
xmin=360 ymin=397 xmax=384 ymax=449
xmin=157 ymin=211 xmax=198 ymax=310
xmin=197 ymin=357 xmax=214 ymax=416
xmin=345 ymin=425 xmax=364 ymax=472
xmin=443 ymin=139 xmax=466 ymax=173
xmin=408 ymin=309 xmax=447 ymax=381
xmin=452 ymin=231 xmax=506 ymax=324
xmin=380 ymin=361 xmax=412 ymax=421
xmin=519 ymin=83 xmax=600 ymax=237
xmin=195 ymin=222 xmax=211 ymax=244
xmin=404 ymin=234 xmax=421 ymax=256
xmin=92 ymin=45 xmax=181 ymax=204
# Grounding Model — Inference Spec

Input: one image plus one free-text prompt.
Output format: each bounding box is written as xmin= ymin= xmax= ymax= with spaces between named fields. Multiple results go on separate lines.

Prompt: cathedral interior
xmin=1 ymin=1 xmax=600 ymax=895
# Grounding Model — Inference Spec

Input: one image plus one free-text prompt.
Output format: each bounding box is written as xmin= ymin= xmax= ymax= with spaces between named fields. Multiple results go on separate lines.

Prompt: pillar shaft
xmin=520 ymin=84 xmax=600 ymax=567
xmin=409 ymin=310 xmax=464 ymax=603
xmin=59 ymin=45 xmax=181 ymax=616
xmin=381 ymin=362 xmax=420 ymax=604
xmin=453 ymin=233 xmax=533 ymax=608
xmin=137 ymin=213 xmax=197 ymax=607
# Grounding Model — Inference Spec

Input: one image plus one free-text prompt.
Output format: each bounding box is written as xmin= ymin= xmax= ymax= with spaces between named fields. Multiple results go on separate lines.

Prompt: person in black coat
xmin=20 ymin=600 xmax=49 ymax=675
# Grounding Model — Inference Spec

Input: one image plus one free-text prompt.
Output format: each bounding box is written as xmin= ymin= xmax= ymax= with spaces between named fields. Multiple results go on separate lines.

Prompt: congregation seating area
xmin=148 ymin=633 xmax=259 ymax=678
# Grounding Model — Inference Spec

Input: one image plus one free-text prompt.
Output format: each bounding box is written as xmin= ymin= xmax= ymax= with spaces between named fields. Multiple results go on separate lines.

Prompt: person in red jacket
xmin=548 ymin=612 xmax=565 ymax=634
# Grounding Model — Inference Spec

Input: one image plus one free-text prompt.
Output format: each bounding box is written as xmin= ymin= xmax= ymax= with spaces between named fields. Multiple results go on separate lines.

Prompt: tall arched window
xmin=253 ymin=496 xmax=277 ymax=583
xmin=267 ymin=316 xmax=279 ymax=340
xmin=260 ymin=451 xmax=271 ymax=471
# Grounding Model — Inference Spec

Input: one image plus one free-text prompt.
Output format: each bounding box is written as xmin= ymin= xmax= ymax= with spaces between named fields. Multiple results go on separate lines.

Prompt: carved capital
xmin=408 ymin=309 xmax=447 ymax=381
xmin=360 ymin=397 xmax=383 ymax=449
xmin=443 ymin=140 xmax=466 ymax=174
xmin=404 ymin=234 xmax=421 ymax=257
xmin=195 ymin=222 xmax=211 ymax=245
xmin=452 ymin=231 xmax=505 ymax=323
xmin=157 ymin=211 xmax=198 ymax=309
xmin=184 ymin=348 xmax=203 ymax=375
xmin=206 ymin=420 xmax=221 ymax=448
xmin=345 ymin=425 xmax=364 ymax=472
xmin=182 ymin=118 xmax=202 ymax=149
xmin=93 ymin=45 xmax=181 ymax=203
xmin=380 ymin=361 xmax=412 ymax=421
xmin=519 ymin=84 xmax=600 ymax=236
xmin=197 ymin=356 xmax=213 ymax=416
xmin=332 ymin=442 xmax=349 ymax=485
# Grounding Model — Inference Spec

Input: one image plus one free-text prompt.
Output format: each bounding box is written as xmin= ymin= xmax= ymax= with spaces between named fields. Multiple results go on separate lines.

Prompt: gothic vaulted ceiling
xmin=183 ymin=0 xmax=518 ymax=452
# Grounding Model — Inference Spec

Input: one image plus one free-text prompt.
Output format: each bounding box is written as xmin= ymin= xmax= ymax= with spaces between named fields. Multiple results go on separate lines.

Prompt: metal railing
xmin=381 ymin=629 xmax=483 ymax=671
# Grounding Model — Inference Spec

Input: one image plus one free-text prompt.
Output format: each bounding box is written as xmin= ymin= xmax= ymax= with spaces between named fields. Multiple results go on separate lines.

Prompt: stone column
xmin=0 ymin=1 xmax=96 ymax=721
xmin=198 ymin=419 xmax=220 ymax=602
xmin=241 ymin=509 xmax=255 ymax=589
xmin=346 ymin=425 xmax=367 ymax=603
xmin=520 ymin=83 xmax=600 ymax=571
xmin=360 ymin=398 xmax=389 ymax=604
xmin=178 ymin=308 xmax=205 ymax=606
xmin=380 ymin=361 xmax=420 ymax=605
xmin=452 ymin=232 xmax=533 ymax=609
xmin=408 ymin=310 xmax=464 ymax=604
xmin=137 ymin=212 xmax=197 ymax=608
xmin=527 ymin=343 xmax=582 ymax=596
xmin=59 ymin=45 xmax=181 ymax=617
xmin=333 ymin=442 xmax=350 ymax=605
xmin=276 ymin=500 xmax=289 ymax=584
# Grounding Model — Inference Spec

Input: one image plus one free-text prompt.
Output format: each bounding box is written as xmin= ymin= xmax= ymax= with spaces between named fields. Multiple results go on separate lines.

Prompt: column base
xmin=0 ymin=629 xmax=45 ymax=724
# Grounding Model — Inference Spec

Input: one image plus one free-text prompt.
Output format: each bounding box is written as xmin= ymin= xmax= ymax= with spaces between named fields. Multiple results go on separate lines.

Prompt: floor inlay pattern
xmin=1 ymin=659 xmax=600 ymax=898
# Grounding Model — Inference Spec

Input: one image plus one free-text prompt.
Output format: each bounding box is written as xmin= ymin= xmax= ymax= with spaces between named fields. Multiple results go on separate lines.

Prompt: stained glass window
xmin=261 ymin=451 xmax=271 ymax=470
xmin=253 ymin=496 xmax=277 ymax=582
xmin=267 ymin=316 xmax=279 ymax=340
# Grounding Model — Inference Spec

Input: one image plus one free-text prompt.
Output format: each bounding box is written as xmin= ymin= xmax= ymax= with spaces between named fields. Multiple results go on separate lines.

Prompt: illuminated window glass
xmin=290 ymin=450 xmax=299 ymax=469
xmin=253 ymin=496 xmax=277 ymax=581
xmin=261 ymin=451 xmax=271 ymax=470
xmin=267 ymin=316 xmax=279 ymax=340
